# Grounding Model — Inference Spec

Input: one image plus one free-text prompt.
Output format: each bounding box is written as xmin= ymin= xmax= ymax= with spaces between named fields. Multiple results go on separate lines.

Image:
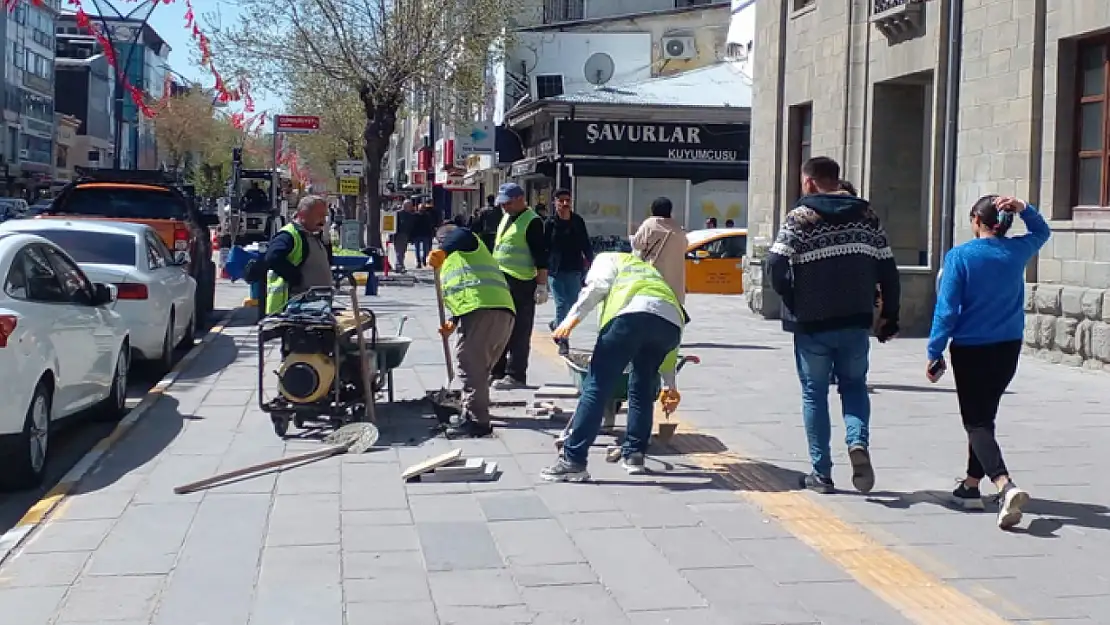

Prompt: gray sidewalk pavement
xmin=0 ymin=281 xmax=1106 ymax=624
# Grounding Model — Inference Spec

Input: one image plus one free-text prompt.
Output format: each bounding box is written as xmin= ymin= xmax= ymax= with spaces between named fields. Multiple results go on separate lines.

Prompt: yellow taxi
xmin=685 ymin=228 xmax=747 ymax=295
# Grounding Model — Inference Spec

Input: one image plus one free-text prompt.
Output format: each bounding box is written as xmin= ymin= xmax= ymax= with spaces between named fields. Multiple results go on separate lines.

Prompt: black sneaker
xmin=620 ymin=453 xmax=647 ymax=475
xmin=950 ymin=480 xmax=985 ymax=510
xmin=540 ymin=457 xmax=590 ymax=482
xmin=445 ymin=419 xmax=493 ymax=439
xmin=997 ymin=482 xmax=1030 ymax=530
xmin=848 ymin=445 xmax=875 ymax=493
xmin=800 ymin=472 xmax=835 ymax=494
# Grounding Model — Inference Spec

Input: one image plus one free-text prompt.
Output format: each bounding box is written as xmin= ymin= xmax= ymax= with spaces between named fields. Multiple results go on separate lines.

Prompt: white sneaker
xmin=997 ymin=483 xmax=1030 ymax=530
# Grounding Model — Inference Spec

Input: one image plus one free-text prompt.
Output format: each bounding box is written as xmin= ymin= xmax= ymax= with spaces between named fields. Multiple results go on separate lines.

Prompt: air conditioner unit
xmin=661 ymin=36 xmax=697 ymax=60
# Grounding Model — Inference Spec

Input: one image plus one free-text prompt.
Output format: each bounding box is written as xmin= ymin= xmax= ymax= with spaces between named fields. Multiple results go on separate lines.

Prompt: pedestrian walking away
xmin=927 ymin=195 xmax=1050 ymax=530
xmin=544 ymin=188 xmax=594 ymax=355
xmin=767 ymin=156 xmax=901 ymax=495
xmin=542 ymin=252 xmax=685 ymax=481
xmin=412 ymin=203 xmax=438 ymax=268
xmin=490 ymin=182 xmax=550 ymax=390
xmin=632 ymin=196 xmax=687 ymax=306
xmin=426 ymin=228 xmax=515 ymax=438
xmin=394 ymin=200 xmax=417 ymax=272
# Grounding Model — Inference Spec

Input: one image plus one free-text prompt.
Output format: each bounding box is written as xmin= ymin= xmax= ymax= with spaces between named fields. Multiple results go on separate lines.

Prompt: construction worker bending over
xmin=427 ymin=228 xmax=516 ymax=439
xmin=542 ymin=253 xmax=684 ymax=481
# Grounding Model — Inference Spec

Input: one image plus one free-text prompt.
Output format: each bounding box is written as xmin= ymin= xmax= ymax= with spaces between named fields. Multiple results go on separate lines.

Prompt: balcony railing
xmin=543 ymin=0 xmax=584 ymax=24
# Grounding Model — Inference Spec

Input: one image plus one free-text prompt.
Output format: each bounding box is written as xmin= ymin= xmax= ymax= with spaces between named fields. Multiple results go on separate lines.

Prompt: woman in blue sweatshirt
xmin=926 ymin=195 xmax=1050 ymax=530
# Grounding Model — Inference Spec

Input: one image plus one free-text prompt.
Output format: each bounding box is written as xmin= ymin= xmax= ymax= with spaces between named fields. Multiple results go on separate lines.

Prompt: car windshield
xmin=32 ymin=229 xmax=137 ymax=266
xmin=55 ymin=185 xmax=187 ymax=220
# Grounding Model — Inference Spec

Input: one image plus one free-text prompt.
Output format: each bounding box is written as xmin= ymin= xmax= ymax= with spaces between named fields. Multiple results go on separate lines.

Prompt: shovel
xmin=431 ymin=266 xmax=455 ymax=404
xmin=174 ymin=422 xmax=379 ymax=494
xmin=348 ymin=277 xmax=377 ymax=425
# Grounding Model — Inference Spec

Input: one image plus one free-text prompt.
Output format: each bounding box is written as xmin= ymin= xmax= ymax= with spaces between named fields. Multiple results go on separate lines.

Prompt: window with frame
xmin=787 ymin=103 xmax=814 ymax=205
xmin=793 ymin=0 xmax=816 ymax=12
xmin=1077 ymin=40 xmax=1109 ymax=208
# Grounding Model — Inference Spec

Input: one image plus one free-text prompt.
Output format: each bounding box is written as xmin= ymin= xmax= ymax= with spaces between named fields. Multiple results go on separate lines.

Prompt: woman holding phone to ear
xmin=926 ymin=195 xmax=1051 ymax=530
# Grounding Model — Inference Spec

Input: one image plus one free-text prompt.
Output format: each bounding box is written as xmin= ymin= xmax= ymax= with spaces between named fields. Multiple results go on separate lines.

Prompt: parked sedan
xmin=0 ymin=231 xmax=130 ymax=489
xmin=685 ymin=228 xmax=748 ymax=295
xmin=1 ymin=220 xmax=198 ymax=374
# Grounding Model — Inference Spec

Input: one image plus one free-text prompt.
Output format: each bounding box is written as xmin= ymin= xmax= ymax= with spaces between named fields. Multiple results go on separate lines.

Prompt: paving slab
xmin=1 ymin=282 xmax=1107 ymax=623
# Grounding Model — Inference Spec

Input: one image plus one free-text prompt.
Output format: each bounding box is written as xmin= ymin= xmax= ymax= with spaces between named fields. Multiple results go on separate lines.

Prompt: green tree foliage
xmin=208 ymin=0 xmax=519 ymax=245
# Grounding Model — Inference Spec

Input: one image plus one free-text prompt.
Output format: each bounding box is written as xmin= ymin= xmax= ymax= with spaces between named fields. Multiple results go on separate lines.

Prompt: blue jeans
xmin=413 ymin=237 xmax=433 ymax=266
xmin=549 ymin=271 xmax=583 ymax=328
xmin=793 ymin=328 xmax=871 ymax=478
xmin=562 ymin=313 xmax=682 ymax=466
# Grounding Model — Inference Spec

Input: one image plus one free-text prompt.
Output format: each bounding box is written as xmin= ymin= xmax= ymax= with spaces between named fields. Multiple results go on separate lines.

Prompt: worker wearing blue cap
xmin=489 ymin=182 xmax=550 ymax=389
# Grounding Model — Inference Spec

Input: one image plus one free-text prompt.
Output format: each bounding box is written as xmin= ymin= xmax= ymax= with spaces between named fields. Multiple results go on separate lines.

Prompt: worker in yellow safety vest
xmin=489 ymin=182 xmax=549 ymax=391
xmin=264 ymin=196 xmax=334 ymax=315
xmin=541 ymin=252 xmax=685 ymax=482
xmin=427 ymin=227 xmax=517 ymax=438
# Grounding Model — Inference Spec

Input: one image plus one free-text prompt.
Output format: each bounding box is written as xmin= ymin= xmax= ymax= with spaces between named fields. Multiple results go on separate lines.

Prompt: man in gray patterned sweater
xmin=766 ymin=156 xmax=901 ymax=496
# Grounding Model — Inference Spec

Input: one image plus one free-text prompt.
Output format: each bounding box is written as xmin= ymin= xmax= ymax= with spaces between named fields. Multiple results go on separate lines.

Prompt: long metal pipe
xmin=938 ymin=0 xmax=963 ymax=266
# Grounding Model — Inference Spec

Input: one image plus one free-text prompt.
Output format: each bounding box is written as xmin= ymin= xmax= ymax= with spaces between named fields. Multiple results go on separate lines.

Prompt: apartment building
xmin=2 ymin=0 xmax=58 ymax=198
xmin=54 ymin=31 xmax=115 ymax=171
xmin=747 ymin=0 xmax=1110 ymax=370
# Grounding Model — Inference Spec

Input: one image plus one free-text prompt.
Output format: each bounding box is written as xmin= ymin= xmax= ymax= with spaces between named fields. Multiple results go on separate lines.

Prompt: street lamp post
xmin=84 ymin=0 xmax=162 ymax=169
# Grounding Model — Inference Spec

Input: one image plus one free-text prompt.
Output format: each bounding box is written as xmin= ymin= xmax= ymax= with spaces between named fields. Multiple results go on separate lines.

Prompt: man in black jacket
xmin=544 ymin=188 xmax=593 ymax=355
xmin=263 ymin=195 xmax=335 ymax=315
xmin=470 ymin=194 xmax=502 ymax=252
xmin=766 ymin=156 xmax=900 ymax=496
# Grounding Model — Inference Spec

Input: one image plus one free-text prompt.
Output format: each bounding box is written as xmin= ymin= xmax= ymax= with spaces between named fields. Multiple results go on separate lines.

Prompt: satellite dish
xmin=583 ymin=52 xmax=615 ymax=86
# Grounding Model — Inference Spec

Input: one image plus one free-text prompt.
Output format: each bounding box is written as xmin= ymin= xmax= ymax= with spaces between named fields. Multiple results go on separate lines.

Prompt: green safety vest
xmin=598 ymin=254 xmax=683 ymax=374
xmin=440 ymin=236 xmax=516 ymax=317
xmin=265 ymin=223 xmax=305 ymax=315
xmin=493 ymin=209 xmax=538 ymax=280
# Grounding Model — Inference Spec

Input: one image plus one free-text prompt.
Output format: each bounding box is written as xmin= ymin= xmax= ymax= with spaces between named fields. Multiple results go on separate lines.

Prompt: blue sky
xmin=145 ymin=0 xmax=286 ymax=118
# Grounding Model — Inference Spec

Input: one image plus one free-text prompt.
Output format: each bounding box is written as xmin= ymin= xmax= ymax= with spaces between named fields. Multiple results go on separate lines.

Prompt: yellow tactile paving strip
xmin=530 ymin=332 xmax=1016 ymax=625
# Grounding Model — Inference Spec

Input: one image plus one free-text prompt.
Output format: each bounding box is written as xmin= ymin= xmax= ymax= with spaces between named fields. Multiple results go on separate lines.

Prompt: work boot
xmin=492 ymin=376 xmax=526 ymax=390
xmin=445 ymin=419 xmax=493 ymax=439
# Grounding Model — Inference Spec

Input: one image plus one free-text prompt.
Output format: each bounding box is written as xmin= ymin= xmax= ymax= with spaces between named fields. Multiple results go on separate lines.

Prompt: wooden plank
xmin=401 ymin=448 xmax=463 ymax=481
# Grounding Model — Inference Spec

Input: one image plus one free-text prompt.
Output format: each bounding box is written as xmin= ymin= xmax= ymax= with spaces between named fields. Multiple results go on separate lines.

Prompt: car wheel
xmin=94 ymin=346 xmax=130 ymax=422
xmin=178 ymin=311 xmax=196 ymax=350
xmin=154 ymin=312 xmax=175 ymax=377
xmin=0 ymin=380 xmax=52 ymax=490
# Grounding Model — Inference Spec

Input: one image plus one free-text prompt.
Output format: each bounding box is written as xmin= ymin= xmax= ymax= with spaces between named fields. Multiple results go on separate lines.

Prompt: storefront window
xmin=630 ymin=178 xmax=686 ymax=232
xmin=689 ymin=180 xmax=747 ymax=230
xmin=574 ymin=176 xmax=630 ymax=252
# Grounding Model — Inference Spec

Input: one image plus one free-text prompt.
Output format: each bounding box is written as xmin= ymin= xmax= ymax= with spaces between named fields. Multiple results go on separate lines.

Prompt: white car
xmin=1 ymin=220 xmax=198 ymax=374
xmin=0 ymin=231 xmax=130 ymax=489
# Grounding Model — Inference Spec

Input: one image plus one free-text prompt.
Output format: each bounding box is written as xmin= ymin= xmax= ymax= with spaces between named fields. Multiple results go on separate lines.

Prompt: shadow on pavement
xmin=863 ymin=489 xmax=1110 ymax=537
xmin=173 ymin=333 xmax=245 ymax=382
xmin=868 ymin=383 xmax=1014 ymax=395
xmin=69 ymin=395 xmax=185 ymax=495
xmin=682 ymin=342 xmax=779 ymax=351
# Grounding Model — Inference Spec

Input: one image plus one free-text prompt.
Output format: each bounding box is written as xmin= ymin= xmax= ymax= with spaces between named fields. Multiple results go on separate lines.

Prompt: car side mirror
xmin=172 ymin=251 xmax=190 ymax=266
xmin=92 ymin=282 xmax=117 ymax=306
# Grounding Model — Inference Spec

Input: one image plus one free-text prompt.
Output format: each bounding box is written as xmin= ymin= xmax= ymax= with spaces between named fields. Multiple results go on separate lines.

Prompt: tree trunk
xmin=358 ymin=85 xmax=400 ymax=250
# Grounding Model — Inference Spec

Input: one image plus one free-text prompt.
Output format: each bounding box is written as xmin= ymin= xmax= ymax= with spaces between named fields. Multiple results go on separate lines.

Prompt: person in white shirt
xmin=542 ymin=252 xmax=684 ymax=481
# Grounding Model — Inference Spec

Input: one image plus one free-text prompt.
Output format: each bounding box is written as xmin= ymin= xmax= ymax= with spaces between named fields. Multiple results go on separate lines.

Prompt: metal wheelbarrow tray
xmin=561 ymin=349 xmax=698 ymax=431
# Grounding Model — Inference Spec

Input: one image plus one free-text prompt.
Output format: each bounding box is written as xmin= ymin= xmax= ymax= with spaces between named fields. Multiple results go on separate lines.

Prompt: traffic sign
xmin=381 ymin=212 xmax=397 ymax=234
xmin=336 ymin=160 xmax=364 ymax=177
xmin=274 ymin=115 xmax=320 ymax=133
xmin=338 ymin=176 xmax=360 ymax=196
xmin=456 ymin=121 xmax=495 ymax=154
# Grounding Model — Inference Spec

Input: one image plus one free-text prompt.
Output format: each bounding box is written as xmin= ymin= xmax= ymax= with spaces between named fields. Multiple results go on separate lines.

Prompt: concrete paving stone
xmin=56 ymin=574 xmax=164 ymax=622
xmin=520 ymin=583 xmax=632 ymax=624
xmin=341 ymin=469 xmax=410 ymax=511
xmin=85 ymin=501 xmax=198 ymax=576
xmin=148 ymin=494 xmax=269 ymax=625
xmin=448 ymin=435 xmax=515 ymax=458
xmin=477 ymin=493 xmax=552 ymax=522
xmin=569 ymin=527 xmax=706 ymax=612
xmin=342 ymin=550 xmax=426 ymax=579
xmin=250 ymin=545 xmax=342 ymax=625
xmin=266 ymin=493 xmax=340 ymax=547
xmin=557 ymin=511 xmax=634 ymax=531
xmin=436 ymin=605 xmax=536 ymax=625
xmin=202 ymin=389 xmax=255 ymax=406
xmin=344 ymin=572 xmax=432 ymax=603
xmin=509 ymin=563 xmax=598 ymax=587
xmin=0 ymin=585 xmax=68 ymax=625
xmin=54 ymin=491 xmax=134 ymax=521
xmin=496 ymin=426 xmax=566 ymax=455
xmin=275 ymin=460 xmax=342 ymax=495
xmin=132 ymin=454 xmax=223 ymax=504
xmin=343 ymin=521 xmax=420 ymax=553
xmin=489 ymin=519 xmax=585 ymax=567
xmin=0 ymin=551 xmax=89 ymax=588
xmin=536 ymin=483 xmax=621 ymax=514
xmin=680 ymin=567 xmax=819 ymax=623
xmin=21 ymin=518 xmax=115 ymax=554
xmin=728 ymin=536 xmax=855 ymax=585
xmin=428 ymin=568 xmax=524 ymax=607
xmin=687 ymin=501 xmax=794 ymax=541
xmin=626 ymin=608 xmax=742 ymax=625
xmin=794 ymin=579 xmax=914 ymax=625
xmin=410 ymin=493 xmax=487 ymax=523
xmin=613 ymin=493 xmax=704 ymax=529
xmin=643 ymin=526 xmax=752 ymax=570
xmin=345 ymin=600 xmax=440 ymax=625
xmin=342 ymin=508 xmax=413 ymax=526
xmin=339 ymin=446 xmax=400 ymax=464
xmin=418 ymin=522 xmax=505 ymax=572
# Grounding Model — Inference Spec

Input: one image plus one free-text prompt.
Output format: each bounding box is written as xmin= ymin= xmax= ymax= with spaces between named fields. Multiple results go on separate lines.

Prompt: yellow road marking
xmin=15 ymin=485 xmax=70 ymax=527
xmin=529 ymin=331 xmax=1013 ymax=625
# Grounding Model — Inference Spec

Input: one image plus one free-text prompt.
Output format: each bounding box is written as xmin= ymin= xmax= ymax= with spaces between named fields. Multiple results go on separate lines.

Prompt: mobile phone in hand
xmin=927 ymin=358 xmax=947 ymax=381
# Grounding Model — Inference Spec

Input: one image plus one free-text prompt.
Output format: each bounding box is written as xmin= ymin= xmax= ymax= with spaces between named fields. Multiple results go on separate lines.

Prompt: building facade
xmin=748 ymin=0 xmax=1110 ymax=370
xmin=55 ymin=29 xmax=116 ymax=170
xmin=3 ymin=0 xmax=58 ymax=198
xmin=52 ymin=111 xmax=79 ymax=185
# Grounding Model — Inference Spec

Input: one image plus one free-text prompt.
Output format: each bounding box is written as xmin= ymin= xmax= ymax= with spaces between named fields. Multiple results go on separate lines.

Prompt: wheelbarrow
xmin=372 ymin=336 xmax=412 ymax=403
xmin=557 ymin=350 xmax=699 ymax=447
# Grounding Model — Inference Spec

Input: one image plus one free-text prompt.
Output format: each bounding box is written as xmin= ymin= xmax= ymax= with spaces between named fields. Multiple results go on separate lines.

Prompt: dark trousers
xmin=950 ymin=340 xmax=1022 ymax=481
xmin=492 ymin=275 xmax=537 ymax=382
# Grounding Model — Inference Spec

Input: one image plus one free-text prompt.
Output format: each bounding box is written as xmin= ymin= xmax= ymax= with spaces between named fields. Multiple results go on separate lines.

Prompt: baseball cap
xmin=495 ymin=182 xmax=525 ymax=205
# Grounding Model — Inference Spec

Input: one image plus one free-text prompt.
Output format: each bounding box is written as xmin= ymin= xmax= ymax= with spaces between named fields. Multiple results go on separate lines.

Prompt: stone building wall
xmin=1025 ymin=286 xmax=1110 ymax=371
